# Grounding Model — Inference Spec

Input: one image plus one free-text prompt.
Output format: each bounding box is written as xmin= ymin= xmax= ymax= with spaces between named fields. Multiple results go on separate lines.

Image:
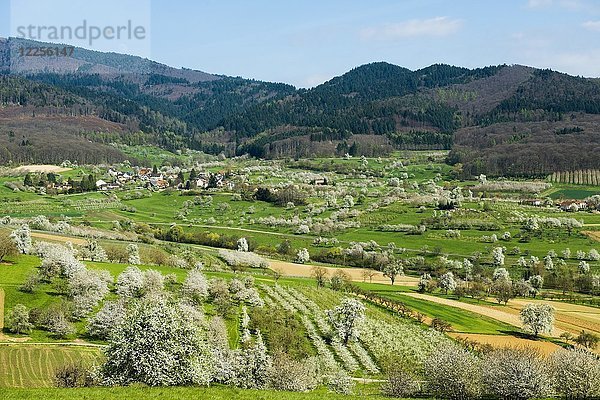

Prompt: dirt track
xmin=268 ymin=260 xmax=420 ymax=286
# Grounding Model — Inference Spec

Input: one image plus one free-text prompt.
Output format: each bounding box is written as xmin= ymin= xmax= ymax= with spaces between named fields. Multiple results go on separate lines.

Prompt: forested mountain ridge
xmin=1 ymin=37 xmax=599 ymax=176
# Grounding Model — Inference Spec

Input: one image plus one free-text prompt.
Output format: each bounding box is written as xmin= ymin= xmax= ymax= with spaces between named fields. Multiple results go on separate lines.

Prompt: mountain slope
xmin=1 ymin=38 xmax=599 ymax=176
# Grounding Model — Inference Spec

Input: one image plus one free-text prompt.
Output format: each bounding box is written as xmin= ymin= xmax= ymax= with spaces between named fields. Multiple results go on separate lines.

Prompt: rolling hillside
xmin=1 ymin=37 xmax=599 ymax=176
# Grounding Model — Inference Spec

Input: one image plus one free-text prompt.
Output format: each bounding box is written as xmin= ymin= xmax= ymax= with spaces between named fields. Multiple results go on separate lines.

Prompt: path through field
xmin=268 ymin=260 xmax=419 ymax=286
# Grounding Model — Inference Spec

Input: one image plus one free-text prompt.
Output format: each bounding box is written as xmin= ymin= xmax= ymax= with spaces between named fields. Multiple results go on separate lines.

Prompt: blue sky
xmin=2 ymin=0 xmax=600 ymax=87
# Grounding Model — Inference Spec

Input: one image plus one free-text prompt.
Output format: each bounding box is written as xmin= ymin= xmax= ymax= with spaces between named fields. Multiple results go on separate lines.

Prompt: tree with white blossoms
xmin=182 ymin=269 xmax=209 ymax=302
xmin=562 ymin=248 xmax=571 ymax=259
xmin=589 ymin=249 xmax=600 ymax=261
xmin=529 ymin=275 xmax=544 ymax=295
xmin=326 ymin=298 xmax=365 ymax=344
xmin=296 ymin=224 xmax=310 ymax=235
xmin=544 ymin=255 xmax=554 ymax=271
xmin=268 ymin=354 xmax=319 ymax=392
xmin=343 ymin=195 xmax=354 ymax=208
xmin=6 ymin=304 xmax=33 ymax=334
xmin=520 ymin=303 xmax=554 ymax=337
xmin=579 ymin=260 xmax=591 ymax=275
xmin=418 ymin=273 xmax=433 ymax=293
xmin=493 ymin=267 xmax=510 ymax=282
xmin=482 ymin=347 xmax=551 ymax=400
xmin=116 ymin=266 xmax=145 ymax=298
xmin=10 ymin=225 xmax=31 ymax=254
xmin=68 ymin=268 xmax=111 ymax=318
xmin=142 ymin=269 xmax=165 ymax=296
xmin=438 ymin=272 xmax=456 ymax=294
xmin=237 ymin=237 xmax=249 ymax=252
xmin=87 ymin=299 xmax=126 ymax=339
xmin=100 ymin=297 xmax=213 ymax=386
xmin=79 ymin=239 xmax=107 ymax=262
xmin=126 ymin=243 xmax=141 ymax=265
xmin=551 ymin=348 xmax=600 ymax=399
xmin=492 ymin=247 xmax=505 ymax=267
xmin=383 ymin=261 xmax=403 ymax=285
xmin=232 ymin=331 xmax=272 ymax=389
xmin=425 ymin=342 xmax=482 ymax=400
xmin=296 ymin=248 xmax=310 ymax=264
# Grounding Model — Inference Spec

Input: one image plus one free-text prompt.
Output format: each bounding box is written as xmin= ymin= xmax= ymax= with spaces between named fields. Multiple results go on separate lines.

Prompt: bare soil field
xmin=268 ymin=260 xmax=420 ymax=286
xmin=448 ymin=333 xmax=562 ymax=355
xmin=582 ymin=231 xmax=600 ymax=242
xmin=12 ymin=165 xmax=72 ymax=173
xmin=30 ymin=232 xmax=86 ymax=245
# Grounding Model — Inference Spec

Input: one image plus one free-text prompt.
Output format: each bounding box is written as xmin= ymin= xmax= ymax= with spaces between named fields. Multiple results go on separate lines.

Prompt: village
xmin=20 ymin=165 xmax=231 ymax=195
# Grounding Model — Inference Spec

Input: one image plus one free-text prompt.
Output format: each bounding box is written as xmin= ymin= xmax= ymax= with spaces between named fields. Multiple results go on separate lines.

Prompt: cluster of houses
xmin=521 ymin=198 xmax=594 ymax=212
xmin=95 ymin=167 xmax=230 ymax=192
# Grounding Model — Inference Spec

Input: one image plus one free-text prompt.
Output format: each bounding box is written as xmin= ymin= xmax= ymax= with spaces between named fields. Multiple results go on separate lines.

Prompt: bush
xmin=54 ymin=363 xmax=92 ymax=388
xmin=425 ymin=343 xmax=482 ymax=400
xmin=381 ymin=367 xmax=420 ymax=398
xmin=552 ymin=348 xmax=600 ymax=399
xmin=482 ymin=347 xmax=551 ymax=400
xmin=325 ymin=370 xmax=354 ymax=394
xmin=268 ymin=353 xmax=319 ymax=392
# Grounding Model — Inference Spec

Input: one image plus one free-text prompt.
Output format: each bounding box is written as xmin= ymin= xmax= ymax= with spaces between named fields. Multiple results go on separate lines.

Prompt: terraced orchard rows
xmin=260 ymin=284 xmax=448 ymax=377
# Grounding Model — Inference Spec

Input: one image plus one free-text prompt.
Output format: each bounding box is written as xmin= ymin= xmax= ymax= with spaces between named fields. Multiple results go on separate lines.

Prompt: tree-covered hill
xmin=1 ymin=37 xmax=599 ymax=175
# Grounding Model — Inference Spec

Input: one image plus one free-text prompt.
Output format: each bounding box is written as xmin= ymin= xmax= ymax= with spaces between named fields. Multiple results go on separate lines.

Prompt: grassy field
xmin=0 ymin=385 xmax=386 ymax=400
xmin=0 ymin=345 xmax=102 ymax=388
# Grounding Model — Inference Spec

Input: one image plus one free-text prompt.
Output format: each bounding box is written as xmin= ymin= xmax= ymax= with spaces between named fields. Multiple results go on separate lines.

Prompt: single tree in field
xmin=491 ymin=279 xmax=514 ymax=305
xmin=326 ymin=298 xmax=365 ymax=344
xmin=361 ymin=269 xmax=377 ymax=283
xmin=272 ymin=267 xmax=283 ymax=285
xmin=311 ymin=266 xmax=328 ymax=288
xmin=383 ymin=261 xmax=403 ymax=285
xmin=520 ymin=303 xmax=554 ymax=337
xmin=6 ymin=304 xmax=33 ymax=334
xmin=575 ymin=330 xmax=599 ymax=350
xmin=126 ymin=243 xmax=141 ymax=265
xmin=101 ymin=297 xmax=213 ymax=386
xmin=237 ymin=237 xmax=249 ymax=252
xmin=296 ymin=248 xmax=310 ymax=264
xmin=10 ymin=225 xmax=31 ymax=254
xmin=438 ymin=272 xmax=457 ymax=294
xmin=0 ymin=231 xmax=17 ymax=262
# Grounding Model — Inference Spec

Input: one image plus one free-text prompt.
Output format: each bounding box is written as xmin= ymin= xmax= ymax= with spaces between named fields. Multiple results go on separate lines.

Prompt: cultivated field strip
xmin=0 ymin=345 xmax=102 ymax=388
xmin=260 ymin=285 xmax=343 ymax=373
xmin=283 ymin=286 xmax=380 ymax=374
xmin=261 ymin=284 xmax=380 ymax=374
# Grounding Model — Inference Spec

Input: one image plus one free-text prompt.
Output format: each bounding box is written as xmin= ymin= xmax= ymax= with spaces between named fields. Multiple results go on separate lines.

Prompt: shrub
xmin=268 ymin=353 xmax=319 ymax=392
xmin=54 ymin=363 xmax=92 ymax=388
xmin=551 ymin=348 xmax=600 ymax=399
xmin=381 ymin=367 xmax=420 ymax=398
xmin=425 ymin=343 xmax=482 ymax=400
xmin=6 ymin=304 xmax=33 ymax=334
xmin=482 ymin=347 xmax=551 ymax=400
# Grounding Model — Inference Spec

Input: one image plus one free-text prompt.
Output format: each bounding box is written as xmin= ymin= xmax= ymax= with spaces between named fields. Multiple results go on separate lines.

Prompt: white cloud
xmin=360 ymin=17 xmax=463 ymax=41
xmin=583 ymin=20 xmax=600 ymax=31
